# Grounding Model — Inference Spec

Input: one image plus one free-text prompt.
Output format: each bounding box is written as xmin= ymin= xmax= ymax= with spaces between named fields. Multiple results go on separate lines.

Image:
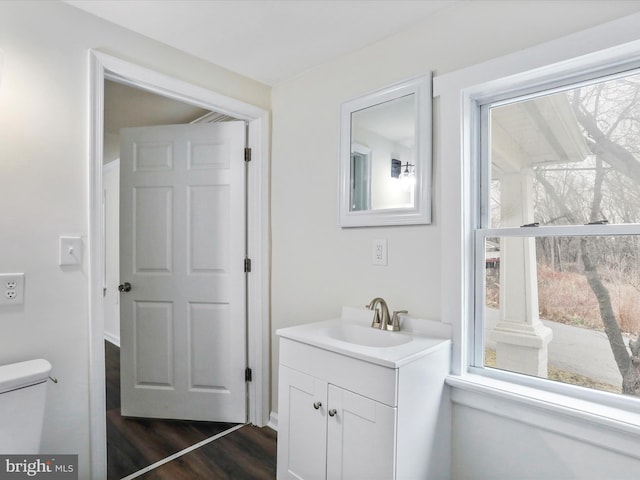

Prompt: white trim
xmin=433 ymin=13 xmax=640 ymax=99
xmin=338 ymin=74 xmax=432 ymax=227
xmin=478 ymin=224 xmax=640 ymax=238
xmin=448 ymin=375 xmax=640 ymax=460
xmin=435 ymin=12 xmax=640 ymax=378
xmin=102 ymin=158 xmax=120 ymax=173
xmin=350 ymin=142 xmax=372 ymax=211
xmin=102 ymin=158 xmax=120 ymax=349
xmin=88 ymin=51 xmax=107 ymax=480
xmin=88 ymin=50 xmax=270 ymax=480
xmin=95 ymin=52 xmax=266 ymax=121
xmin=268 ymin=411 xmax=278 ymax=431
xmin=469 ymin=46 xmax=640 ymax=403
xmin=434 ymin=12 xmax=640 ymax=424
xmin=246 ymin=109 xmax=272 ymax=430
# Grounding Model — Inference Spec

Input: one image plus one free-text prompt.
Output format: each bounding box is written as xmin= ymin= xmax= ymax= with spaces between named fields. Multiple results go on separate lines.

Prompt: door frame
xmin=88 ymin=50 xmax=270 ymax=479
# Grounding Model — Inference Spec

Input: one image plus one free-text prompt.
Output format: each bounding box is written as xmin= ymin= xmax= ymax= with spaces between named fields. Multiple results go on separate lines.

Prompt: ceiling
xmin=104 ymin=80 xmax=210 ymax=136
xmin=352 ymin=94 xmax=416 ymax=148
xmin=64 ymin=0 xmax=453 ymax=86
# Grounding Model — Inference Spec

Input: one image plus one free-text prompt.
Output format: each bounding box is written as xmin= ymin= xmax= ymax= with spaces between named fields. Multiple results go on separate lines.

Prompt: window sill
xmin=446 ymin=373 xmax=640 ymax=460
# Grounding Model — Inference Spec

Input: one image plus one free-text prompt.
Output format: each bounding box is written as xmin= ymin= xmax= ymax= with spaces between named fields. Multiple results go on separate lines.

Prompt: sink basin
xmin=327 ymin=323 xmax=412 ymax=347
xmin=276 ymin=307 xmax=452 ymax=368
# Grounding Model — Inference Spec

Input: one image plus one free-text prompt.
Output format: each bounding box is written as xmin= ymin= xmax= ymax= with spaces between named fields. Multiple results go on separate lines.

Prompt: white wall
xmin=0 ymin=2 xmax=270 ymax=477
xmin=270 ymin=0 xmax=640 ymax=478
xmin=271 ymin=0 xmax=640 ymax=405
xmin=452 ymin=400 xmax=640 ymax=479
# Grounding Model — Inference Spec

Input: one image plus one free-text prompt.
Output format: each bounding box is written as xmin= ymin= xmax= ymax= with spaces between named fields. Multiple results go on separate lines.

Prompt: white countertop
xmin=276 ymin=307 xmax=451 ymax=368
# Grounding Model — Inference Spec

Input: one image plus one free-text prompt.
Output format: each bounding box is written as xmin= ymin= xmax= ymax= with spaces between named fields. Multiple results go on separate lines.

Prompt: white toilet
xmin=0 ymin=358 xmax=51 ymax=453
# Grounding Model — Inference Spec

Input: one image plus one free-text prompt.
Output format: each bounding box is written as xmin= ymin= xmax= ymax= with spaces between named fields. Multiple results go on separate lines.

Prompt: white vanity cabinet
xmin=276 ymin=323 xmax=451 ymax=480
xmin=279 ymin=365 xmax=396 ymax=480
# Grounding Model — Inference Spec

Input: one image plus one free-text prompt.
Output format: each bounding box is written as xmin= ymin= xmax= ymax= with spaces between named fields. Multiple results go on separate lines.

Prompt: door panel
xmin=188 ymin=302 xmax=231 ymax=391
xmin=134 ymin=301 xmax=173 ymax=387
xmin=119 ymin=122 xmax=246 ymax=422
xmin=277 ymin=366 xmax=327 ymax=480
xmin=134 ymin=187 xmax=172 ymax=272
xmin=188 ymin=185 xmax=229 ymax=273
xmin=327 ymin=385 xmax=396 ymax=480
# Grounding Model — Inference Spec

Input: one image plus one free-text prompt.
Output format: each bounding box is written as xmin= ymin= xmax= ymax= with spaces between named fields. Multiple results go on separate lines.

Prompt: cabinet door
xmin=326 ymin=385 xmax=396 ymax=480
xmin=277 ymin=366 xmax=328 ymax=480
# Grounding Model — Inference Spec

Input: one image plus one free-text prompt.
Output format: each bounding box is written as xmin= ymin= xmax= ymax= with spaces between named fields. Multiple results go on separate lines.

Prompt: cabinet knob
xmin=328 ymin=409 xmax=337 ymax=417
xmin=313 ymin=401 xmax=322 ymax=410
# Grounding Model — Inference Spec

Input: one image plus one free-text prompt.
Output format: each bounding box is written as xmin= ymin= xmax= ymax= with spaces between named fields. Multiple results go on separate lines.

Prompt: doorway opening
xmin=103 ymin=79 xmax=249 ymax=477
xmin=89 ymin=51 xmax=270 ymax=479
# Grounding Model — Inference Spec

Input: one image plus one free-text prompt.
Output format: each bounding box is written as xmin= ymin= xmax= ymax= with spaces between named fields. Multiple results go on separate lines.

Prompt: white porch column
xmin=491 ymin=171 xmax=552 ymax=377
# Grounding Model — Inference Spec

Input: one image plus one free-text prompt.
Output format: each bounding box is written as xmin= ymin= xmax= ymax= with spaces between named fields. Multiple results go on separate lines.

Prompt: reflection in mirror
xmin=339 ymin=75 xmax=432 ymax=227
xmin=350 ymin=143 xmax=371 ymax=211
xmin=350 ymin=94 xmax=416 ymax=211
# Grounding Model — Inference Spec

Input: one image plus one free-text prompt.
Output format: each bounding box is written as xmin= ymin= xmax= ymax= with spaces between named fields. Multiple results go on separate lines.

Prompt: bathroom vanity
xmin=276 ymin=308 xmax=451 ymax=479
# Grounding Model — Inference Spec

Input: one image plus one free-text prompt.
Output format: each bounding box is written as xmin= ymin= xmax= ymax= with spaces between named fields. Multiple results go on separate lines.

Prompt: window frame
xmin=470 ymin=59 xmax=640 ymax=413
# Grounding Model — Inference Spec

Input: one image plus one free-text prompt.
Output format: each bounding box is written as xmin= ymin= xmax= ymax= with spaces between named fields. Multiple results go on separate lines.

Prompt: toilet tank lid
xmin=0 ymin=359 xmax=52 ymax=394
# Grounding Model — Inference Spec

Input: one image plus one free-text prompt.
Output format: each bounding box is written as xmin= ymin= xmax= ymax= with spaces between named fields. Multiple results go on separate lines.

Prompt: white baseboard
xmin=268 ymin=411 xmax=278 ymax=431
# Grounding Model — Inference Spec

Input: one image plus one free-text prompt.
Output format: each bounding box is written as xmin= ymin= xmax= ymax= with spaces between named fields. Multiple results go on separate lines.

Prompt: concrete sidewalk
xmin=542 ymin=319 xmax=623 ymax=387
xmin=486 ymin=309 xmax=626 ymax=387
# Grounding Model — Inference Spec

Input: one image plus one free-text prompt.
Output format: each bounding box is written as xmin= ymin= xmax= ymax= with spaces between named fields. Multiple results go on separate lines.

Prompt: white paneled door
xmin=119 ymin=122 xmax=247 ymax=422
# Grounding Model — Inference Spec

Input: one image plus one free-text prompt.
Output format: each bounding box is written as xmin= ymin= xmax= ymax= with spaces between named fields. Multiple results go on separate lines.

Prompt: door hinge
xmin=244 ymin=258 xmax=252 ymax=273
xmin=244 ymin=147 xmax=252 ymax=162
xmin=245 ymin=367 xmax=253 ymax=382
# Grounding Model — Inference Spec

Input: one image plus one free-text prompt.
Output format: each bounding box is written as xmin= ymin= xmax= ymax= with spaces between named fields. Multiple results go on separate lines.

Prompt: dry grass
xmin=484 ymin=349 xmax=621 ymax=394
xmin=487 ymin=263 xmax=640 ymax=334
xmin=483 ymin=261 xmax=638 ymax=394
xmin=537 ymin=265 xmax=603 ymax=330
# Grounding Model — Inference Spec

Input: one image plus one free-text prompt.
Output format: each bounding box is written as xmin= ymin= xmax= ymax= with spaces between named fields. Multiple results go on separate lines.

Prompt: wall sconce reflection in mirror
xmin=391 ymin=159 xmax=401 ymax=178
xmin=399 ymin=162 xmax=415 ymax=191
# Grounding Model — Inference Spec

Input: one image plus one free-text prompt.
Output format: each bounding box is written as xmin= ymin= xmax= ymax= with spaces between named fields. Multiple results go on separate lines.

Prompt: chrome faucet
xmin=367 ymin=298 xmax=407 ymax=331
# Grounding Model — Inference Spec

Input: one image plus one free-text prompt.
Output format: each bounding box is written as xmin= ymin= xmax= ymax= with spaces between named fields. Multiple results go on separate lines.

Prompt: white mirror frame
xmin=339 ymin=74 xmax=432 ymax=227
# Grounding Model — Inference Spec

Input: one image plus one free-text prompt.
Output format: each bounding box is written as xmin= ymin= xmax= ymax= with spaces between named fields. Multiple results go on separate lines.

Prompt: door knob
xmin=313 ymin=401 xmax=322 ymax=410
xmin=328 ymin=409 xmax=337 ymax=417
xmin=118 ymin=282 xmax=132 ymax=292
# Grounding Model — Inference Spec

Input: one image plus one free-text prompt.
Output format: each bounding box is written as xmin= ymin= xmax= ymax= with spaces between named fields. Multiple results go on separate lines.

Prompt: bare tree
xmin=534 ymin=80 xmax=640 ymax=395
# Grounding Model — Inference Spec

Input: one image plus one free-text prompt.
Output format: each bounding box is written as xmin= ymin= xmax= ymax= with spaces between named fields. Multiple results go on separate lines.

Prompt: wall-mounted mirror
xmin=339 ymin=75 xmax=432 ymax=227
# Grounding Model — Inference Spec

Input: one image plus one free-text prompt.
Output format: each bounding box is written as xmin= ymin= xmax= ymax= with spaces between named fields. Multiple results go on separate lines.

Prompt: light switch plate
xmin=59 ymin=236 xmax=83 ymax=266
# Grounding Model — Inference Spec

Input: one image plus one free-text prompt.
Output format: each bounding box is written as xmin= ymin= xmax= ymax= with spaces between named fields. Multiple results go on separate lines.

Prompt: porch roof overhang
xmin=491 ymin=94 xmax=591 ymax=178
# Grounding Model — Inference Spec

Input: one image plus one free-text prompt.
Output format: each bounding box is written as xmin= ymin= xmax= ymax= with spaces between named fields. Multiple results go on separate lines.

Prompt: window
xmin=473 ymin=66 xmax=640 ymax=402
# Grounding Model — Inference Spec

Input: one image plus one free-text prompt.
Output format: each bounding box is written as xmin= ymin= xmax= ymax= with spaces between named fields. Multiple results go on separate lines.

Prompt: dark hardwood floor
xmin=105 ymin=340 xmax=277 ymax=479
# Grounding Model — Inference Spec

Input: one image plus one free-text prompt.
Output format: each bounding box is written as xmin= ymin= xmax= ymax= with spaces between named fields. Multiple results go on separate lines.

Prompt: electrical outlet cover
xmin=0 ymin=273 xmax=24 ymax=306
xmin=372 ymin=239 xmax=388 ymax=266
